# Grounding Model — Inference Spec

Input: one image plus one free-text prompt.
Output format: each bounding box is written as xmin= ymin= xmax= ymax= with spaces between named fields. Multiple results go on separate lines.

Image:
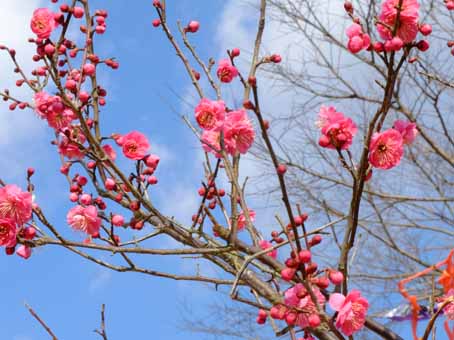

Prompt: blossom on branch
xmin=377 ymin=0 xmax=420 ymax=43
xmin=329 ymin=290 xmax=369 ymax=336
xmin=368 ymin=129 xmax=404 ymax=169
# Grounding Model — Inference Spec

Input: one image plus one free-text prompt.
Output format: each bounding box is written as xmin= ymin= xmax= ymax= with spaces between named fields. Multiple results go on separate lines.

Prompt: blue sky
xmin=0 ymin=1 xmax=449 ymax=339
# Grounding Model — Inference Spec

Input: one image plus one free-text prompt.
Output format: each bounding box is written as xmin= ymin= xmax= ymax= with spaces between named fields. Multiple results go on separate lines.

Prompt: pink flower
xmin=67 ymin=205 xmax=101 ymax=236
xmin=16 ymin=245 xmax=32 ymax=259
xmin=223 ymin=110 xmax=255 ymax=155
xmin=439 ymin=289 xmax=454 ymax=321
xmin=46 ymin=108 xmax=76 ymax=130
xmin=317 ymin=106 xmax=357 ymax=150
xmin=0 ymin=185 xmax=33 ymax=225
xmin=329 ymin=290 xmax=369 ymax=336
xmin=377 ymin=0 xmax=419 ymax=43
xmin=121 ymin=131 xmax=150 ymax=160
xmin=393 ymin=119 xmax=418 ymax=145
xmin=201 ymin=110 xmax=255 ymax=156
xmin=284 ymin=284 xmax=326 ymax=328
xmin=259 ymin=240 xmax=277 ymax=259
xmin=102 ymin=144 xmax=117 ymax=161
xmin=201 ymin=130 xmax=222 ymax=157
xmin=217 ymin=59 xmax=238 ymax=83
xmin=237 ymin=209 xmax=256 ymax=231
xmin=58 ymin=128 xmax=86 ymax=159
xmin=195 ymin=98 xmax=226 ymax=130
xmin=346 ymin=23 xmax=371 ymax=54
xmin=33 ymin=91 xmax=51 ymax=118
xmin=0 ymin=218 xmax=17 ymax=247
xmin=30 ymin=8 xmax=58 ymax=40
xmin=368 ymin=129 xmax=404 ymax=169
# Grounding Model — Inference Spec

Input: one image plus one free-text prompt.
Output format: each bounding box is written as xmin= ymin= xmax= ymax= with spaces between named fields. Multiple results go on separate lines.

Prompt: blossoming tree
xmin=1 ymin=0 xmax=454 ymax=339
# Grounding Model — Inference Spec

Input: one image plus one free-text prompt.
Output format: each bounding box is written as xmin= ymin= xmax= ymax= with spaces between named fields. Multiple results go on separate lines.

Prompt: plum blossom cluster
xmin=317 ymin=105 xmax=418 ymax=172
xmin=0 ymin=184 xmax=35 ymax=259
xmin=316 ymin=105 xmax=357 ymax=150
xmin=195 ymin=98 xmax=255 ymax=156
xmin=344 ymin=0 xmax=432 ymax=55
xmin=1 ymin=5 xmax=162 ymax=248
xmin=255 ymin=218 xmax=370 ymax=337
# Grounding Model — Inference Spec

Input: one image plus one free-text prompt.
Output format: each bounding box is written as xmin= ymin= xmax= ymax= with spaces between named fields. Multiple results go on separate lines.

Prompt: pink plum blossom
xmin=58 ymin=128 xmax=86 ymax=159
xmin=16 ymin=245 xmax=32 ymax=259
xmin=46 ymin=108 xmax=76 ymax=130
xmin=33 ymin=91 xmax=51 ymax=118
xmin=223 ymin=109 xmax=255 ymax=155
xmin=121 ymin=131 xmax=150 ymax=160
xmin=102 ymin=144 xmax=117 ymax=161
xmin=377 ymin=0 xmax=420 ymax=43
xmin=369 ymin=129 xmax=404 ymax=169
xmin=237 ymin=209 xmax=256 ymax=231
xmin=201 ymin=130 xmax=222 ymax=157
xmin=201 ymin=109 xmax=255 ymax=156
xmin=195 ymin=98 xmax=226 ymax=130
xmin=259 ymin=240 xmax=277 ymax=259
xmin=317 ymin=106 xmax=357 ymax=150
xmin=0 ymin=218 xmax=17 ymax=247
xmin=393 ymin=119 xmax=418 ymax=145
xmin=30 ymin=8 xmax=58 ymax=39
xmin=216 ymin=59 xmax=238 ymax=83
xmin=284 ymin=283 xmax=325 ymax=328
xmin=67 ymin=205 xmax=101 ymax=236
xmin=329 ymin=290 xmax=369 ymax=336
xmin=0 ymin=185 xmax=33 ymax=225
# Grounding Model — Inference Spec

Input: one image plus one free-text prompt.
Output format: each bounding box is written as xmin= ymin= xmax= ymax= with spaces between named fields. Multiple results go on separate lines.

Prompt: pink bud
xmin=310 ymin=235 xmax=322 ymax=246
xmin=231 ymin=48 xmax=240 ymax=57
xmin=256 ymin=316 xmax=266 ymax=325
xmin=308 ymin=314 xmax=321 ymax=328
xmin=419 ymin=24 xmax=432 ymax=36
xmin=105 ymin=178 xmax=116 ymax=190
xmin=69 ymin=193 xmax=79 ymax=202
xmin=16 ymin=245 xmax=32 ymax=259
xmin=258 ymin=309 xmax=267 ymax=319
xmin=112 ymin=214 xmax=125 ymax=227
xmin=24 ymin=227 xmax=37 ymax=240
xmin=65 ymin=79 xmax=77 ymax=91
xmin=271 ymin=54 xmax=282 ymax=63
xmin=417 ymin=40 xmax=430 ymax=52
xmin=285 ymin=311 xmax=297 ymax=325
xmin=27 ymin=168 xmax=35 ymax=177
xmin=147 ymin=176 xmax=158 ymax=185
xmin=270 ymin=305 xmax=286 ymax=320
xmin=80 ymin=193 xmax=92 ymax=205
xmin=277 ymin=164 xmax=287 ymax=175
xmin=152 ymin=19 xmax=161 ymax=27
xmin=145 ymin=154 xmax=160 ymax=168
xmin=83 ymin=63 xmax=96 ymax=76
xmin=298 ymin=250 xmax=311 ymax=263
xmin=329 ymin=271 xmax=344 ymax=285
xmin=72 ymin=7 xmax=84 ymax=18
xmin=281 ymin=267 xmax=296 ymax=281
xmin=44 ymin=44 xmax=55 ymax=55
xmin=187 ymin=20 xmax=200 ymax=33
xmin=390 ymin=37 xmax=403 ymax=51
xmin=95 ymin=25 xmax=106 ymax=34
xmin=315 ymin=276 xmax=330 ymax=289
xmin=77 ymin=176 xmax=88 ymax=186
